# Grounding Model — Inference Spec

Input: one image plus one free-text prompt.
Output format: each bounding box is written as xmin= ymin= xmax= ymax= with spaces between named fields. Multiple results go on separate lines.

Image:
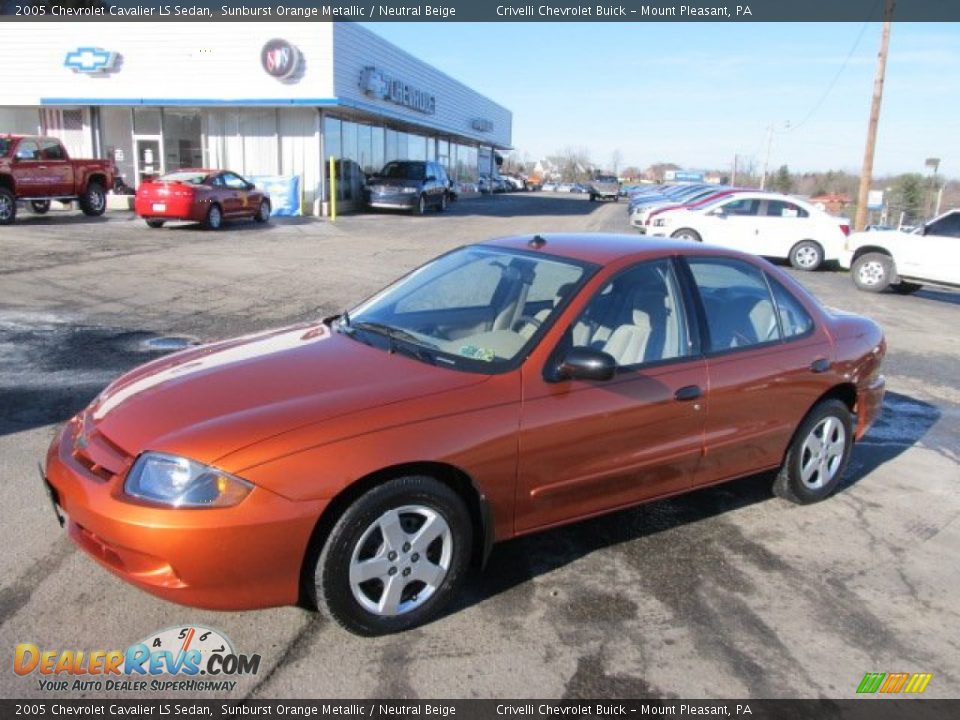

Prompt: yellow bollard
xmin=328 ymin=156 xmax=337 ymax=222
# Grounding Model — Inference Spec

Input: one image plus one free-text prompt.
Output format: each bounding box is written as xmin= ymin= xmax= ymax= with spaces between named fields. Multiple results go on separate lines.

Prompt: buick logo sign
xmin=261 ymin=39 xmax=300 ymax=81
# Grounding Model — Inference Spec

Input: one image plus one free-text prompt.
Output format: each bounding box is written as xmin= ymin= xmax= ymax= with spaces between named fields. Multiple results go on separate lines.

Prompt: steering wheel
xmin=512 ymin=315 xmax=543 ymax=333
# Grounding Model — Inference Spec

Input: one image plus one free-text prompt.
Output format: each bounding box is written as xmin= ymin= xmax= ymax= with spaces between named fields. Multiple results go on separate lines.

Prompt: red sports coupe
xmin=134 ymin=169 xmax=271 ymax=229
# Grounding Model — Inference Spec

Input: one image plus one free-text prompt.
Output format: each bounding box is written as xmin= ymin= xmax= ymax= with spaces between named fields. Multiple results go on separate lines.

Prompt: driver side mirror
xmin=551 ymin=347 xmax=617 ymax=382
xmin=244 ymin=182 xmax=255 ymax=191
xmin=709 ymin=208 xmax=726 ymax=217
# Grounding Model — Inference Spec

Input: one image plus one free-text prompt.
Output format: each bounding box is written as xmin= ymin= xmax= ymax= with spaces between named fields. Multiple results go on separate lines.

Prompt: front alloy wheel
xmin=314 ymin=476 xmax=471 ymax=635
xmin=789 ymin=241 xmax=824 ymax=271
xmin=852 ymin=252 xmax=893 ymax=293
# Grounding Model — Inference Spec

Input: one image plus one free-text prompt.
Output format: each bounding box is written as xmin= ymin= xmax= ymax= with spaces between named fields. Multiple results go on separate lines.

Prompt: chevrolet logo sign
xmin=64 ymin=47 xmax=117 ymax=74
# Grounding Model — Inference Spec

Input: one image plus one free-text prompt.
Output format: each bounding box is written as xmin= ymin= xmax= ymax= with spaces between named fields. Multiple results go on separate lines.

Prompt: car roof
xmin=482 ymin=233 xmax=744 ymax=266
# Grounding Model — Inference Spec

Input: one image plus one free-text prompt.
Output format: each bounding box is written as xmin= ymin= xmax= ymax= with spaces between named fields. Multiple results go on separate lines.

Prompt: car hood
xmin=848 ymin=229 xmax=912 ymax=244
xmin=369 ymin=176 xmax=422 ymax=187
xmin=89 ymin=322 xmax=488 ymax=468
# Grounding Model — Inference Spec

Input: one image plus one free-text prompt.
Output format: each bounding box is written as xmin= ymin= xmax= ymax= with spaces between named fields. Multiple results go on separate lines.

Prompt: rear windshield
xmin=158 ymin=172 xmax=210 ymax=185
xmin=0 ymin=139 xmax=11 ymax=157
xmin=379 ymin=162 xmax=426 ymax=181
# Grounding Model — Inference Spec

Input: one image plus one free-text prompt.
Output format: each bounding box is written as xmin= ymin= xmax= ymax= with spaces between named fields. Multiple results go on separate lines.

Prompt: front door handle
xmin=810 ymin=358 xmax=830 ymax=373
xmin=675 ymin=385 xmax=702 ymax=402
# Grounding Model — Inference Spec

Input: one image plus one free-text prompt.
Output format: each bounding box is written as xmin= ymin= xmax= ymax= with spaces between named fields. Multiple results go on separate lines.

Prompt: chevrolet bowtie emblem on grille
xmin=64 ymin=48 xmax=118 ymax=74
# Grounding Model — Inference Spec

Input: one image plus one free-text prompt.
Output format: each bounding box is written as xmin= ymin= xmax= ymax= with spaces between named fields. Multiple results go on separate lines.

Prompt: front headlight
xmin=124 ymin=452 xmax=253 ymax=508
xmin=400 ymin=186 xmax=420 ymax=193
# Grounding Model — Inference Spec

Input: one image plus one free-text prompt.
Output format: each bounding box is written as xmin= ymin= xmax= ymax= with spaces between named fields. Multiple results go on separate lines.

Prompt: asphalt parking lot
xmin=1 ymin=193 xmax=958 ymax=699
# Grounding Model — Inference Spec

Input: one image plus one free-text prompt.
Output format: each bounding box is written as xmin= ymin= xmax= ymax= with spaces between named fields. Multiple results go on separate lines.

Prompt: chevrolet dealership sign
xmin=360 ymin=66 xmax=436 ymax=115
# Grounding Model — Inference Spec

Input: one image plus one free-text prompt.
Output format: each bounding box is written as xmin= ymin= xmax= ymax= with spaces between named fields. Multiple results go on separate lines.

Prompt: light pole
xmin=925 ymin=157 xmax=940 ymax=219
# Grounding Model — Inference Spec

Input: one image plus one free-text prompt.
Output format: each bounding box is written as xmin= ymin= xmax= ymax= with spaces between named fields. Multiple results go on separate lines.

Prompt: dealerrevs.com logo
xmin=14 ymin=625 xmax=260 ymax=693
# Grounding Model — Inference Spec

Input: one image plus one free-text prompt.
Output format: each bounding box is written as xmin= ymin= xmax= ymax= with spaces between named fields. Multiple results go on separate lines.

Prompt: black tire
xmin=437 ymin=192 xmax=448 ymax=213
xmin=0 ymin=187 xmax=15 ymax=225
xmin=202 ymin=203 xmax=223 ymax=230
xmin=589 ymin=194 xmax=596 ymax=202
xmin=314 ymin=476 xmax=472 ymax=636
xmin=145 ymin=219 xmax=165 ymax=229
xmin=671 ymin=228 xmax=702 ymax=243
xmin=614 ymin=195 xmax=620 ymax=203
xmin=894 ymin=281 xmax=922 ymax=295
xmin=30 ymin=200 xmax=51 ymax=214
xmin=255 ymin=199 xmax=271 ymax=223
xmin=413 ymin=194 xmax=427 ymax=216
xmin=773 ymin=399 xmax=853 ymax=505
xmin=789 ymin=240 xmax=825 ymax=271
xmin=851 ymin=252 xmax=894 ymax=293
xmin=78 ymin=182 xmax=106 ymax=217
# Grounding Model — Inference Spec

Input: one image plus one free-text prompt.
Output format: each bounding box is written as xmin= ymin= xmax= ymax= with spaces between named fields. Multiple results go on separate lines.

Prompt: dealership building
xmin=0 ymin=23 xmax=512 ymax=215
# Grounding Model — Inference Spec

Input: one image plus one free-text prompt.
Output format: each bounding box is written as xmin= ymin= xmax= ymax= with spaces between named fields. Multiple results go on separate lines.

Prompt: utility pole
xmin=759 ymin=125 xmax=773 ymax=190
xmin=854 ymin=0 xmax=896 ymax=232
xmin=732 ymin=154 xmax=739 ymax=186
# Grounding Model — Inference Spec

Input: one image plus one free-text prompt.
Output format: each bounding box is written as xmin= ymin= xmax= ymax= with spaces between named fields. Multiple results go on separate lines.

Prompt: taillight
xmin=839 ymin=223 xmax=851 ymax=236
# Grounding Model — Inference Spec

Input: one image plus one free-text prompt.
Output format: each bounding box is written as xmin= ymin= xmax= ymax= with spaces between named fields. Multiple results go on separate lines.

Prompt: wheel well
xmin=86 ymin=174 xmax=107 ymax=191
xmin=0 ymin=173 xmax=14 ymax=194
xmin=817 ymin=383 xmax=857 ymax=415
xmin=297 ymin=461 xmax=489 ymax=608
xmin=851 ymin=245 xmax=891 ymax=263
xmin=791 ymin=239 xmax=823 ymax=253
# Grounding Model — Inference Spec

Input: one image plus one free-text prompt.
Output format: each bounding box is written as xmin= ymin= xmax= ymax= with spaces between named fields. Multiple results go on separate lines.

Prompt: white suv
xmin=839 ymin=208 xmax=960 ymax=293
xmin=648 ymin=191 xmax=850 ymax=271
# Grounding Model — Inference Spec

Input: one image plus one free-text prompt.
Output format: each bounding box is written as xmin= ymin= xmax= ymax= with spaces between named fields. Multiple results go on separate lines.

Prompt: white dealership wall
xmin=0 ymin=23 xmax=512 ymax=215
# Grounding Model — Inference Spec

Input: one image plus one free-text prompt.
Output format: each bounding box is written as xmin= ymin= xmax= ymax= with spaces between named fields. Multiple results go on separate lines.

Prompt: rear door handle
xmin=675 ymin=385 xmax=702 ymax=401
xmin=810 ymin=358 xmax=830 ymax=373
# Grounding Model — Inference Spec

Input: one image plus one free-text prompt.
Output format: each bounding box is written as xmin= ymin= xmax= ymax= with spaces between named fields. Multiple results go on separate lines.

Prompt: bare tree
xmin=610 ymin=149 xmax=624 ymax=176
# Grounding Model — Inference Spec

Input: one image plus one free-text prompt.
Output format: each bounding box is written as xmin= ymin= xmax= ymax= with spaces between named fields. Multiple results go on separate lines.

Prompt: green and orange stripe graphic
xmin=857 ymin=672 xmax=933 ymax=694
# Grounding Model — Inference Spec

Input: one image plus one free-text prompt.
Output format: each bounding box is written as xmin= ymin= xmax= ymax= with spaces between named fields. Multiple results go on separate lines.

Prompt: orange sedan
xmin=42 ymin=234 xmax=886 ymax=635
xmin=134 ymin=169 xmax=270 ymax=230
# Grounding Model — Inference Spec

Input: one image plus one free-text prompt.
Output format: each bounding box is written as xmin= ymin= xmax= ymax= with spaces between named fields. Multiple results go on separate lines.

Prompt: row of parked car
xmin=625 ymin=182 xmax=960 ymax=294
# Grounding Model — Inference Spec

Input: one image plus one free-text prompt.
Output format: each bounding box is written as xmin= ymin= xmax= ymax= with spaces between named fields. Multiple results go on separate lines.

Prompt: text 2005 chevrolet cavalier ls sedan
xmin=43 ymin=234 xmax=885 ymax=635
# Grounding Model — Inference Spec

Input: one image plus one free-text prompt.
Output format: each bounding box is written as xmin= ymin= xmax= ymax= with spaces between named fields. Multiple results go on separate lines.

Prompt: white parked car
xmin=648 ymin=192 xmax=850 ymax=270
xmin=839 ymin=208 xmax=960 ymax=293
xmin=555 ymin=183 xmax=574 ymax=193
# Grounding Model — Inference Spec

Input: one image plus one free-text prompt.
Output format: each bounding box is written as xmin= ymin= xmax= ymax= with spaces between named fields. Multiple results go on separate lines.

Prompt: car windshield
xmin=342 ymin=246 xmax=592 ymax=373
xmin=0 ymin=139 xmax=10 ymax=157
xmin=379 ymin=162 xmax=425 ymax=181
xmin=595 ymin=176 xmax=618 ymax=183
xmin=159 ymin=171 xmax=210 ymax=185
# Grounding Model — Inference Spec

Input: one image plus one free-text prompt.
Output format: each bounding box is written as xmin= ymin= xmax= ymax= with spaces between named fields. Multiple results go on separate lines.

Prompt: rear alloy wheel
xmin=79 ymin=182 xmax=106 ymax=217
xmin=0 ymin=188 xmax=15 ymax=225
xmin=774 ymin=399 xmax=853 ymax=504
xmin=145 ymin=219 xmax=165 ymax=229
xmin=671 ymin=228 xmax=702 ymax=243
xmin=30 ymin=200 xmax=51 ymax=214
xmin=255 ymin=199 xmax=271 ymax=223
xmin=314 ymin=476 xmax=472 ymax=636
xmin=789 ymin=240 xmax=824 ymax=271
xmin=852 ymin=252 xmax=894 ymax=293
xmin=202 ymin=204 xmax=223 ymax=230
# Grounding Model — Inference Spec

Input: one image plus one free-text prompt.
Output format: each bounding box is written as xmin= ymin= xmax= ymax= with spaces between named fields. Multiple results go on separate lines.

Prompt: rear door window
xmin=686 ymin=258 xmax=781 ymax=351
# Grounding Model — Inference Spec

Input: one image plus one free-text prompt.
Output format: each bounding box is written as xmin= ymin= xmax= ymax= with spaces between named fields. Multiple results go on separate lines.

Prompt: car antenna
xmin=528 ymin=235 xmax=547 ymax=249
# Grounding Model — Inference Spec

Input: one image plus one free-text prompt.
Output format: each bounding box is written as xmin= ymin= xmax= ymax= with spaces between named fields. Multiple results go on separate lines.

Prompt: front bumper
xmin=365 ymin=189 xmax=418 ymax=209
xmin=43 ymin=423 xmax=326 ymax=610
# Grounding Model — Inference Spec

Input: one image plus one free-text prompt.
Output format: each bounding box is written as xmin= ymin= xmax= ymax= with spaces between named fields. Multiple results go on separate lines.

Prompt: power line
xmin=786 ymin=5 xmax=881 ymax=133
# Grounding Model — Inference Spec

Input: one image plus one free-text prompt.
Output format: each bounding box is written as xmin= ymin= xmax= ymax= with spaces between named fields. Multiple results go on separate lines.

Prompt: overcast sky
xmin=364 ymin=22 xmax=960 ymax=178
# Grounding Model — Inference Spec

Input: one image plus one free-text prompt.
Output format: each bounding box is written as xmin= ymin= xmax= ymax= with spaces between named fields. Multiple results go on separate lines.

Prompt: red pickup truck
xmin=0 ymin=135 xmax=116 ymax=225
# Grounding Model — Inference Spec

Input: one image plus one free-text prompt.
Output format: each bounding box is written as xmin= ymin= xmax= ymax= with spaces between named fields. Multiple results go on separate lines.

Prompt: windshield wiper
xmin=348 ymin=321 xmax=441 ymax=365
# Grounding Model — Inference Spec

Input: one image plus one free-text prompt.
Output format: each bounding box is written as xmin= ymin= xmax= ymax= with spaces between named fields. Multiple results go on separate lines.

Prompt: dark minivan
xmin=365 ymin=160 xmax=451 ymax=215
